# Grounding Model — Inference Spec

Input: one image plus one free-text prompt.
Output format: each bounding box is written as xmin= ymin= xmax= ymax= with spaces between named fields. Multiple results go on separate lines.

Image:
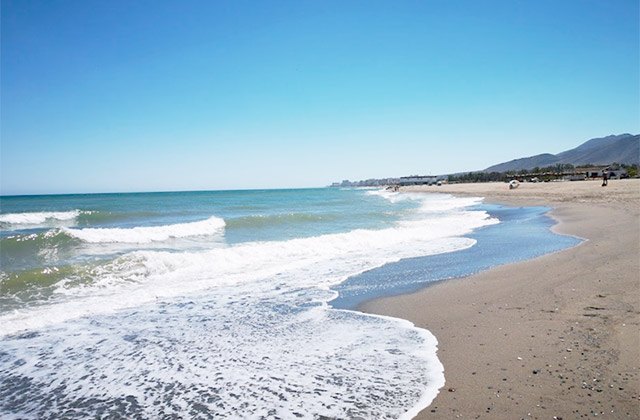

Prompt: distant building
xmin=399 ymin=175 xmax=442 ymax=186
xmin=584 ymin=168 xmax=628 ymax=179
xmin=607 ymin=169 xmax=628 ymax=179
xmin=330 ymin=178 xmax=401 ymax=188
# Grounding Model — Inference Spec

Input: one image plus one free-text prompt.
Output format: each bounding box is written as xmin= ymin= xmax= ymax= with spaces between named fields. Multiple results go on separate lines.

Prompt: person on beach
xmin=602 ymin=169 xmax=609 ymax=186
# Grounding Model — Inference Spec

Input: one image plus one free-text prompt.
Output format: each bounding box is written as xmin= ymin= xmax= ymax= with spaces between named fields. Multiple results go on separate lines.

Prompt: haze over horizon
xmin=2 ymin=0 xmax=638 ymax=195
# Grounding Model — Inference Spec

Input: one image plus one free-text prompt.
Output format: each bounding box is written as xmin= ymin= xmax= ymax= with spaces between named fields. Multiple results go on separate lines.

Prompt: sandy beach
xmin=363 ymin=179 xmax=640 ymax=419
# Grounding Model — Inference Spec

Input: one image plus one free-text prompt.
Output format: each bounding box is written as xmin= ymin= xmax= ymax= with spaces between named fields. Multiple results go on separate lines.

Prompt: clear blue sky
xmin=1 ymin=0 xmax=638 ymax=194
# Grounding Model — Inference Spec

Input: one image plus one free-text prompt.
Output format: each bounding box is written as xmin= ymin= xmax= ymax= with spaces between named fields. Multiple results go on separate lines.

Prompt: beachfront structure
xmin=583 ymin=168 xmax=628 ymax=179
xmin=399 ymin=175 xmax=443 ymax=186
xmin=607 ymin=169 xmax=628 ymax=179
xmin=507 ymin=166 xmax=630 ymax=183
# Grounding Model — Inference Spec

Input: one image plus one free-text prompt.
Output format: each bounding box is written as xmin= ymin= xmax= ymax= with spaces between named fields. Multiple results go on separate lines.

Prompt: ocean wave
xmin=62 ymin=216 xmax=226 ymax=243
xmin=367 ymin=188 xmax=484 ymax=211
xmin=0 ymin=230 xmax=79 ymax=270
xmin=0 ymin=210 xmax=83 ymax=227
xmin=75 ymin=210 xmax=160 ymax=225
xmin=0 ymin=207 xmax=496 ymax=334
xmin=0 ymin=194 xmax=492 ymax=417
xmin=365 ymin=189 xmax=430 ymax=204
xmin=111 ymin=210 xmax=494 ymax=290
xmin=0 ymin=194 xmax=498 ymax=331
xmin=0 ymin=264 xmax=90 ymax=296
xmin=225 ymin=212 xmax=336 ymax=229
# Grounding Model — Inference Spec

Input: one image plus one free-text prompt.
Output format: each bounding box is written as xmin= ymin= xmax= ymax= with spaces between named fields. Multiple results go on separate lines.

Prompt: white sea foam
xmin=0 ymin=204 xmax=496 ymax=335
xmin=0 ymin=289 xmax=444 ymax=418
xmin=62 ymin=216 xmax=226 ymax=243
xmin=367 ymin=188 xmax=483 ymax=209
xmin=365 ymin=188 xmax=410 ymax=203
xmin=0 ymin=210 xmax=81 ymax=226
xmin=0 ymin=192 xmax=495 ymax=418
xmin=416 ymin=194 xmax=484 ymax=212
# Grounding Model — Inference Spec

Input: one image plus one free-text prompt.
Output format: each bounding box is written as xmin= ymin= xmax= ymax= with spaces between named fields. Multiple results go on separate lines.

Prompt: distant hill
xmin=485 ymin=134 xmax=639 ymax=173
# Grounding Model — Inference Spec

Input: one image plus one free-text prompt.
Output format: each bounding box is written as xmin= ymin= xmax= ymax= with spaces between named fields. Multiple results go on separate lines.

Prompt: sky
xmin=1 ymin=0 xmax=638 ymax=195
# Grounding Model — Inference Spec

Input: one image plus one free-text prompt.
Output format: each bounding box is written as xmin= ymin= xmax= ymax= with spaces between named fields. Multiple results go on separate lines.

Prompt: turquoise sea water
xmin=0 ymin=188 xmax=579 ymax=418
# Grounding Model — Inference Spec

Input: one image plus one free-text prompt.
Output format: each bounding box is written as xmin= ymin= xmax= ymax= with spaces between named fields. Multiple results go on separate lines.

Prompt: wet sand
xmin=362 ymin=179 xmax=640 ymax=419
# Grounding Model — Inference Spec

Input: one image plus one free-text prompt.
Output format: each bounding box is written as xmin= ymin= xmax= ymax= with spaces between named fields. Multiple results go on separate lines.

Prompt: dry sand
xmin=362 ymin=179 xmax=640 ymax=419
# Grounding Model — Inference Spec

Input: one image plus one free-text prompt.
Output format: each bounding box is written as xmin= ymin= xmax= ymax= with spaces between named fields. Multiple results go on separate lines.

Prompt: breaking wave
xmin=62 ymin=216 xmax=226 ymax=243
xmin=0 ymin=210 xmax=83 ymax=228
xmin=0 ymin=207 xmax=497 ymax=335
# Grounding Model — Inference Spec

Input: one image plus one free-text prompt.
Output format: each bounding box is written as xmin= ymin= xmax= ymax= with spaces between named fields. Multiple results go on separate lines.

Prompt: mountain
xmin=485 ymin=134 xmax=640 ymax=173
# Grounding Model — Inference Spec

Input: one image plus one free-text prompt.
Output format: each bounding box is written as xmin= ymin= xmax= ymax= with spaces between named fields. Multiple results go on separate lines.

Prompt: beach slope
xmin=363 ymin=179 xmax=639 ymax=419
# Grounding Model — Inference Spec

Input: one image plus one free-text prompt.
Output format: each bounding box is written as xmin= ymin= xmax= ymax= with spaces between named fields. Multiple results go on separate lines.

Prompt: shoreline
xmin=362 ymin=179 xmax=640 ymax=419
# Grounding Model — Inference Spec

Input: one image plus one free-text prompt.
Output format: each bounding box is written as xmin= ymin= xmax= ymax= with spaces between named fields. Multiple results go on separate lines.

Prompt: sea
xmin=0 ymin=188 xmax=580 ymax=419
